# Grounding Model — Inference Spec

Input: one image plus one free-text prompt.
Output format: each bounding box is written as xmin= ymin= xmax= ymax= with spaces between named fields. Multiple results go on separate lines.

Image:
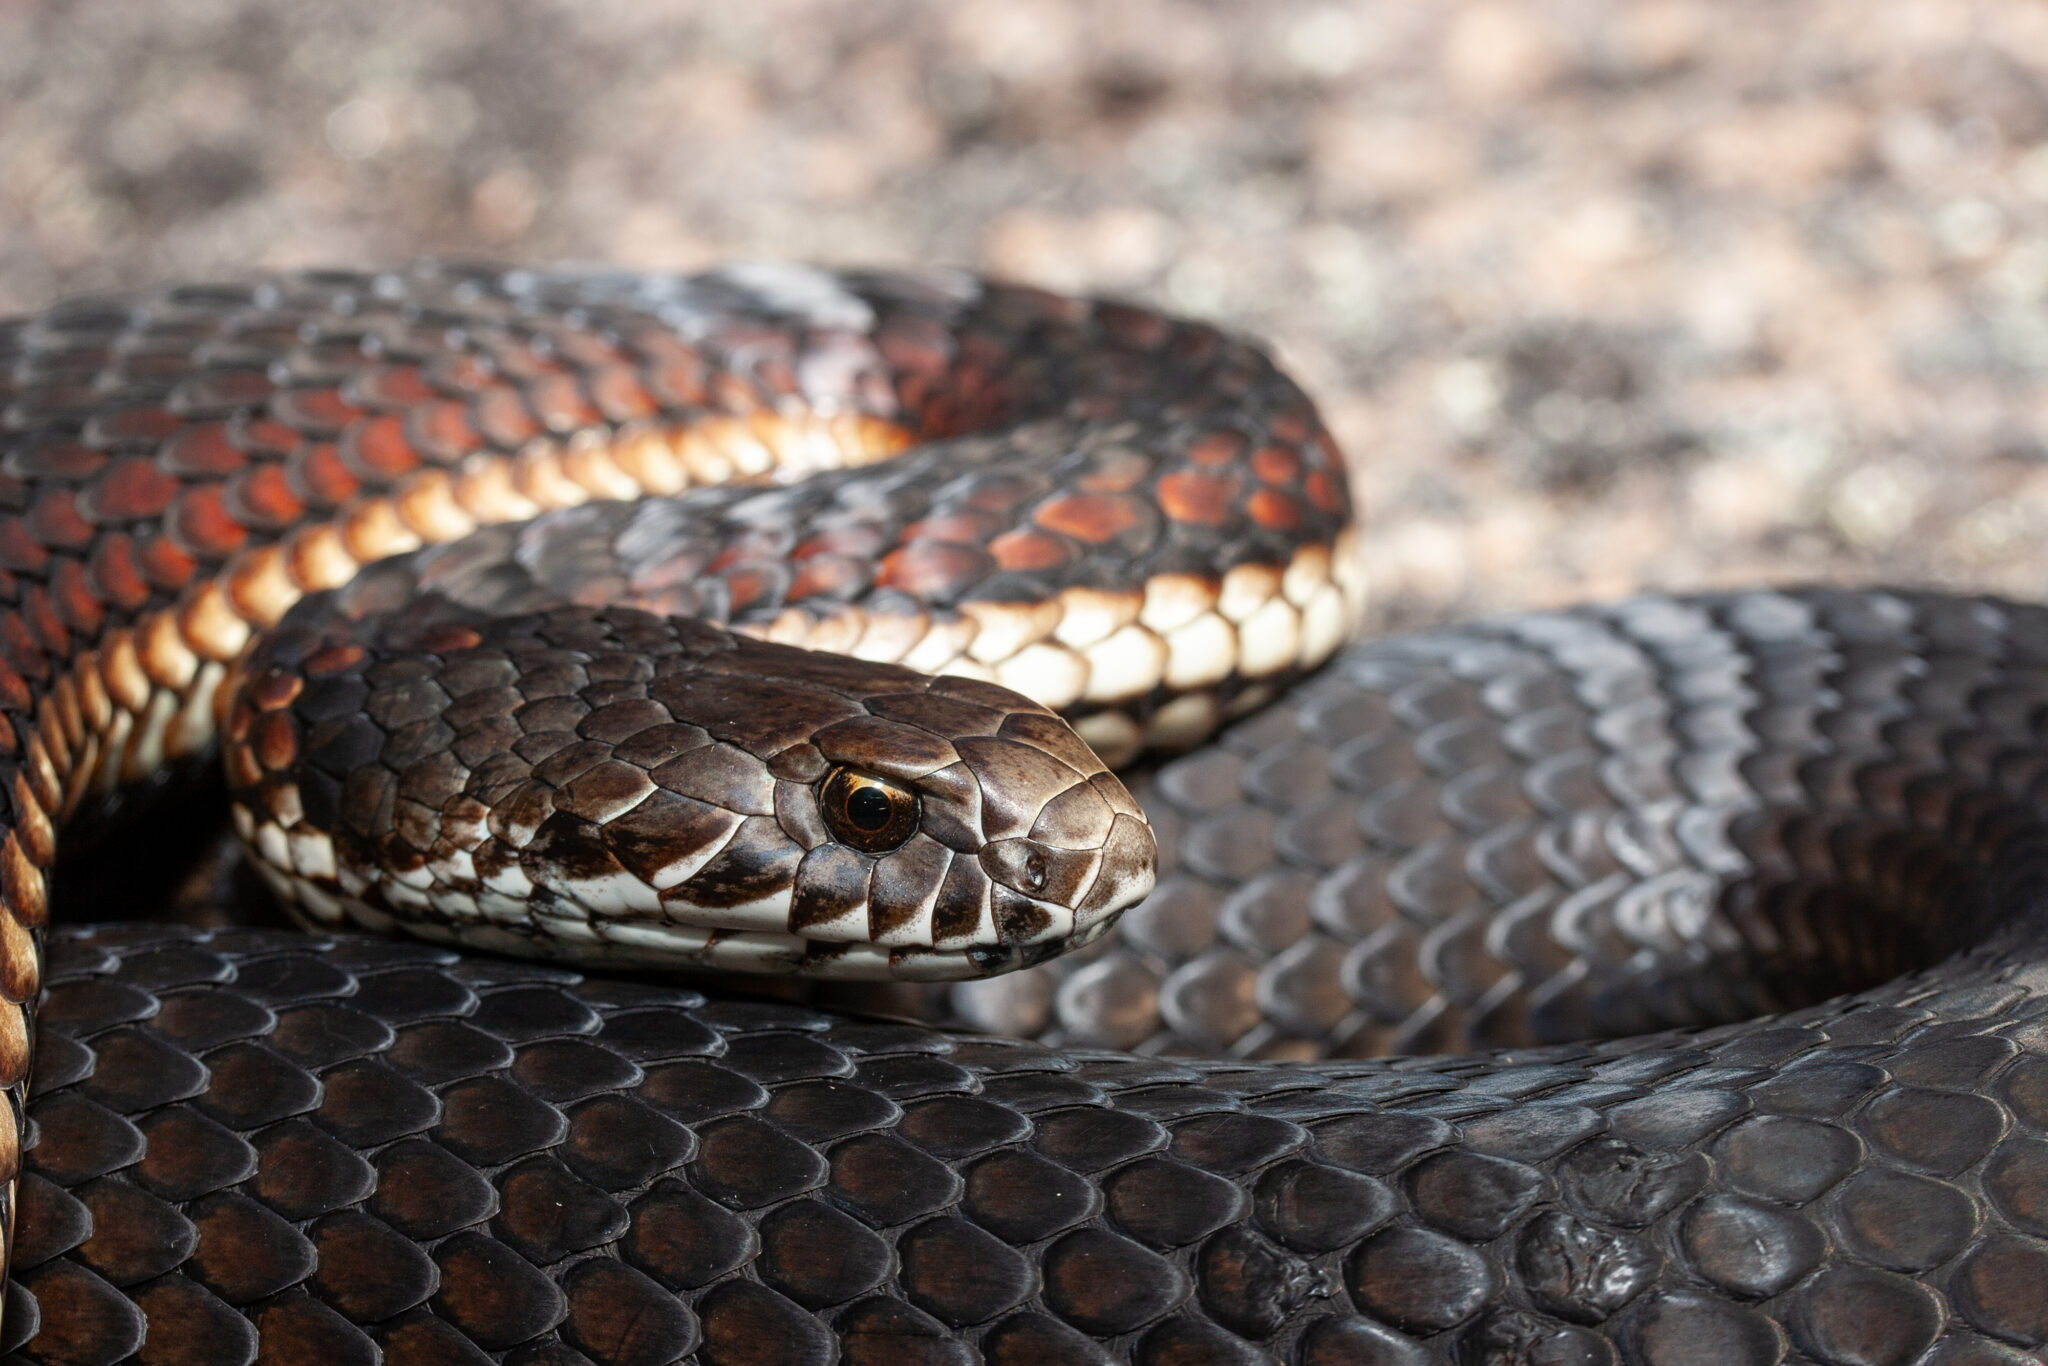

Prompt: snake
xmin=0 ymin=264 xmax=2045 ymax=1366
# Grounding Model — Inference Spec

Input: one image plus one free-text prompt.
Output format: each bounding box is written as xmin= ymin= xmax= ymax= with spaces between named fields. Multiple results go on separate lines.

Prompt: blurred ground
xmin=5 ymin=0 xmax=2048 ymax=629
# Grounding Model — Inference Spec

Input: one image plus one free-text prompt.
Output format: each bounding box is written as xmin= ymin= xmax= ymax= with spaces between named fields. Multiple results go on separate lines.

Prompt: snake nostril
xmin=1024 ymin=852 xmax=1047 ymax=892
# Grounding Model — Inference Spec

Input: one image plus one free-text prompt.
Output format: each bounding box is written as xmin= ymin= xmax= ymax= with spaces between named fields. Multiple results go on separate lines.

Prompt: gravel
xmin=5 ymin=0 xmax=2047 ymax=629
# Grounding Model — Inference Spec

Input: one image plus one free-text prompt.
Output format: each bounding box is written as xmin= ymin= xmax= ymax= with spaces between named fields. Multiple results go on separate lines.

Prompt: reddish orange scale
xmin=0 ymin=666 xmax=30 ymax=715
xmin=164 ymin=485 xmax=249 ymax=558
xmin=792 ymin=527 xmax=890 ymax=562
xmin=303 ymin=644 xmax=366 ymax=676
xmin=1033 ymin=493 xmax=1145 ymax=544
xmin=1157 ymin=470 xmax=1238 ymax=527
xmin=343 ymin=416 xmax=424 ymax=481
xmin=704 ymin=543 xmax=758 ymax=577
xmin=526 ymin=374 xmax=604 ymax=432
xmin=481 ymin=339 xmax=556 ymax=382
xmin=236 ymin=419 xmax=303 ymax=460
xmin=1247 ymin=488 xmax=1303 ymax=532
xmin=1304 ymin=466 xmax=1346 ymax=515
xmin=722 ymin=565 xmax=777 ymax=615
xmin=472 ymin=387 xmax=545 ymax=448
xmin=136 ymin=535 xmax=199 ymax=593
xmin=1186 ymin=431 xmax=1247 ymax=469
xmin=418 ymin=624 xmax=484 ymax=652
xmin=586 ymin=366 xmax=660 ymax=423
xmin=753 ymin=357 xmax=801 ymax=399
xmin=1076 ymin=451 xmax=1152 ymax=494
xmin=85 ymin=405 xmax=184 ymax=447
xmin=787 ymin=557 xmax=869 ymax=602
xmin=989 ymin=528 xmax=1076 ymax=573
xmin=1269 ymin=412 xmax=1312 ymax=444
xmin=704 ymin=372 xmax=759 ymax=417
xmin=248 ymin=670 xmax=304 ymax=711
xmin=0 ymin=613 xmax=49 ymax=682
xmin=550 ymin=328 xmax=626 ymax=369
xmin=48 ymin=560 xmax=105 ymax=639
xmin=27 ymin=490 xmax=95 ymax=552
xmin=225 ymin=465 xmax=307 ymax=530
xmin=407 ymin=402 xmax=486 ymax=464
xmin=648 ymin=357 xmax=708 ymax=408
xmin=1251 ymin=444 xmax=1303 ymax=485
xmin=269 ymin=388 xmax=364 ymax=437
xmin=352 ymin=365 xmax=438 ymax=409
xmin=899 ymin=512 xmax=1001 ymax=546
xmin=287 ymin=444 xmax=361 ymax=508
xmin=0 ymin=518 xmax=58 ymax=576
xmin=6 ymin=441 xmax=108 ymax=483
xmin=77 ymin=457 xmax=180 ymax=524
xmin=86 ymin=534 xmax=151 ymax=611
xmin=253 ymin=711 xmax=299 ymax=772
xmin=22 ymin=586 xmax=70 ymax=657
xmin=877 ymin=543 xmax=996 ymax=597
xmin=427 ymin=352 xmax=497 ymax=395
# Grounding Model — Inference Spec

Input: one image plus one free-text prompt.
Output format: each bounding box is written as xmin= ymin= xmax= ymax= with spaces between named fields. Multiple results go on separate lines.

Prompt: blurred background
xmin=4 ymin=0 xmax=2047 ymax=633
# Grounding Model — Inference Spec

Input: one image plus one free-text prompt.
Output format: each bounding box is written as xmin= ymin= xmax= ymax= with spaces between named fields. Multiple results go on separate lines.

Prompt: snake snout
xmin=979 ymin=807 xmax=1156 ymax=929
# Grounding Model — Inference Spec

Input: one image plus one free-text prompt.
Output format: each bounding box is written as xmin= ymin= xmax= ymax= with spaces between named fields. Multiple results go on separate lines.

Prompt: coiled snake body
xmin=1 ymin=265 xmax=2045 ymax=1366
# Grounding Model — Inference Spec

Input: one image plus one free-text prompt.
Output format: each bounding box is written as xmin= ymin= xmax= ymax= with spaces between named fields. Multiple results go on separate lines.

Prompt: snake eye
xmin=820 ymin=767 xmax=919 ymax=853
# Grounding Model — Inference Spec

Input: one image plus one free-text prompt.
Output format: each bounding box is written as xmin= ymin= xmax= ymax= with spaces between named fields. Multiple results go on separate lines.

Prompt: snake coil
xmin=0 ymin=265 xmax=2044 ymax=1366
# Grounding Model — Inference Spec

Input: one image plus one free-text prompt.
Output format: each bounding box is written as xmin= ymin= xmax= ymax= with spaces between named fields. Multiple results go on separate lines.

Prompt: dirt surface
xmin=5 ymin=0 xmax=2048 ymax=630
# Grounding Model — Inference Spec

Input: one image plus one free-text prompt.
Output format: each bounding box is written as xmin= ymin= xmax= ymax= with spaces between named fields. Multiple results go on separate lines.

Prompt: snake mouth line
xmin=271 ymin=867 xmax=1124 ymax=981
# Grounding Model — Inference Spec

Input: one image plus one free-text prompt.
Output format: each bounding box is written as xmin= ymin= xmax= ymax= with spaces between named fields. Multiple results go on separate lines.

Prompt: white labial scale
xmin=531 ymin=911 xmax=604 ymax=945
xmin=550 ymin=868 xmax=664 ymax=917
xmin=596 ymin=920 xmax=715 ymax=957
xmin=429 ymin=846 xmax=476 ymax=886
xmin=643 ymin=822 xmax=743 ymax=891
xmin=430 ymin=889 xmax=481 ymax=922
xmin=872 ymin=886 xmax=943 ymax=950
xmin=1034 ymin=900 xmax=1078 ymax=945
xmin=477 ymin=889 xmax=537 ymax=925
xmin=483 ymin=863 xmax=536 ymax=899
xmin=290 ymin=828 xmax=337 ymax=881
xmin=379 ymin=879 xmax=432 ymax=912
xmin=661 ymin=889 xmax=798 ymax=934
xmin=253 ymin=823 xmax=290 ymax=875
xmin=389 ymin=863 xmax=435 ymax=891
xmin=796 ymin=902 xmax=872 ymax=944
xmin=698 ymin=930 xmax=812 ymax=974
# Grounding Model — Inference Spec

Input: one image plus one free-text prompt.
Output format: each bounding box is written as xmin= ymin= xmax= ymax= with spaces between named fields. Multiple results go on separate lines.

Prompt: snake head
xmin=787 ymin=678 xmax=1158 ymax=974
xmin=228 ymin=605 xmax=1155 ymax=982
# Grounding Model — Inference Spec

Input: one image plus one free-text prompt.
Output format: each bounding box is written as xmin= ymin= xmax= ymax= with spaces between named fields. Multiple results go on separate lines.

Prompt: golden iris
xmin=820 ymin=767 xmax=919 ymax=853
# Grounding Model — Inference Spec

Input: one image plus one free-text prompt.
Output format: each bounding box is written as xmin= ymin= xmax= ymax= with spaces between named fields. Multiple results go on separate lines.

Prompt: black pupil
xmin=845 ymin=784 xmax=894 ymax=832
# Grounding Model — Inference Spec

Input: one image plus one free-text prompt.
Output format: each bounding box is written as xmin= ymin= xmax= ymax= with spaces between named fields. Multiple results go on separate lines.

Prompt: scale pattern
xmin=10 ymin=589 xmax=2048 ymax=1363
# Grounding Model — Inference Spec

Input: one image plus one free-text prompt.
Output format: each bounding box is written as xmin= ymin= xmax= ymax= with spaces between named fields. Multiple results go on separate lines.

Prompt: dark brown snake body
xmin=0 ymin=266 xmax=2044 ymax=1366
